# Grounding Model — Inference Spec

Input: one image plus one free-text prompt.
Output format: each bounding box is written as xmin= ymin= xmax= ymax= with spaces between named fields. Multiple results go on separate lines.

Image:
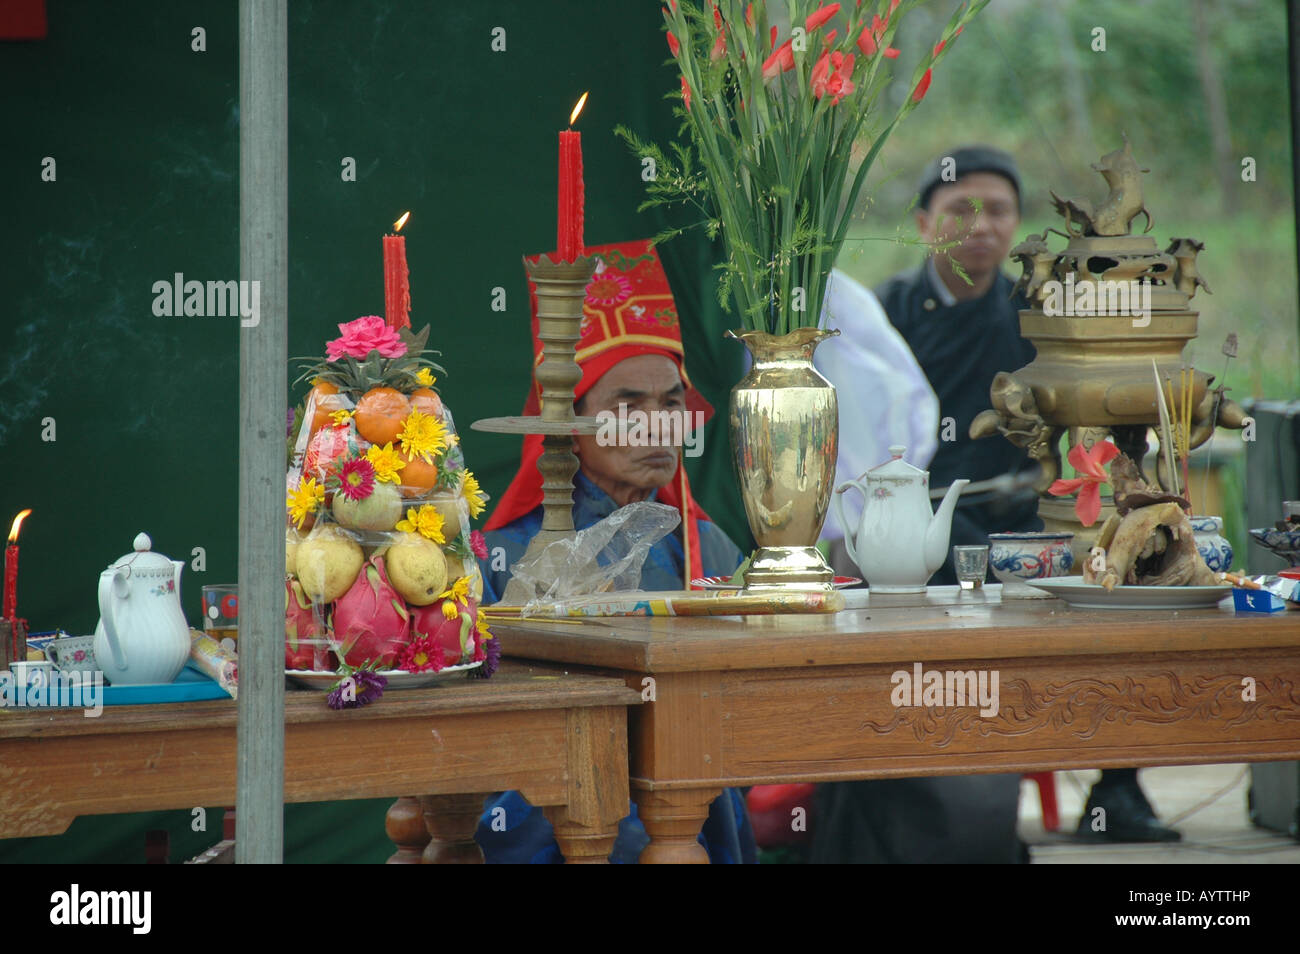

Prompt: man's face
xmin=917 ymin=171 xmax=1020 ymax=280
xmin=575 ymin=354 xmax=685 ymax=495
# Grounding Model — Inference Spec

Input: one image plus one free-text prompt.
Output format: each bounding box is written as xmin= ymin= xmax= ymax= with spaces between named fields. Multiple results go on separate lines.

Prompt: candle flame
xmin=393 ymin=211 xmax=411 ymax=232
xmin=569 ymin=92 xmax=588 ymax=126
xmin=7 ymin=509 xmax=31 ymax=544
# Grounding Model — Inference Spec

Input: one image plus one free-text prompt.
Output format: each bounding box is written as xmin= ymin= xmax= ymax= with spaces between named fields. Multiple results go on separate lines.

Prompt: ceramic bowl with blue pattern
xmin=1249 ymin=526 xmax=1300 ymax=566
xmin=988 ymin=532 xmax=1074 ymax=596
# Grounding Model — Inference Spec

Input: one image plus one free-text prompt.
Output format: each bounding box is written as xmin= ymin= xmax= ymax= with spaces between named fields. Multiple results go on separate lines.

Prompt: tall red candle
xmin=4 ymin=510 xmax=31 ymax=621
xmin=557 ymin=93 xmax=588 ymax=261
xmin=383 ymin=211 xmax=411 ymax=330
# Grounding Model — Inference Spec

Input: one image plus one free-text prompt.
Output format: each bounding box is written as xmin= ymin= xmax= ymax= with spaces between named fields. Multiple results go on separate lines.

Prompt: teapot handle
xmin=833 ymin=479 xmax=864 ymax=567
xmin=97 ymin=568 xmax=130 ymax=672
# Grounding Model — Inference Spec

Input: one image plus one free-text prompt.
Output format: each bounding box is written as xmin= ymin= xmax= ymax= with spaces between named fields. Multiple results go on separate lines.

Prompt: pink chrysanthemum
xmin=398 ymin=633 xmax=446 ymax=674
xmin=338 ymin=457 xmax=376 ymax=502
xmin=469 ymin=530 xmax=488 ymax=561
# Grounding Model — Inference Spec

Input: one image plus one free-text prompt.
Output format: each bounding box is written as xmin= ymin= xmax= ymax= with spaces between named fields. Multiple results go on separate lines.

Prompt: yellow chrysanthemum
xmin=447 ymin=432 xmax=460 ymax=447
xmin=329 ymin=408 xmax=353 ymax=428
xmin=287 ymin=477 xmax=325 ymax=528
xmin=441 ymin=600 xmax=459 ymax=620
xmin=397 ymin=409 xmax=447 ymax=464
xmin=460 ymin=471 xmax=487 ymax=519
xmin=366 ymin=442 xmax=407 ymax=483
xmin=440 ymin=575 xmax=471 ymax=606
xmin=395 ymin=504 xmax=446 ymax=543
xmin=415 ymin=368 xmax=436 ymax=387
xmin=475 ymin=614 xmax=492 ymax=641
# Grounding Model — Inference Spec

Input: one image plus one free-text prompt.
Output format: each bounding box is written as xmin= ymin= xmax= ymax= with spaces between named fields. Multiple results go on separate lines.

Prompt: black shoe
xmin=1074 ymin=778 xmax=1182 ymax=843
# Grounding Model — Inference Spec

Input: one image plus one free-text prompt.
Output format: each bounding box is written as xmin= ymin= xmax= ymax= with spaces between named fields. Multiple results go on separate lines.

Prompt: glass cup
xmin=202 ymin=584 xmax=239 ymax=653
xmin=1283 ymin=501 xmax=1300 ymax=522
xmin=953 ymin=545 xmax=990 ymax=589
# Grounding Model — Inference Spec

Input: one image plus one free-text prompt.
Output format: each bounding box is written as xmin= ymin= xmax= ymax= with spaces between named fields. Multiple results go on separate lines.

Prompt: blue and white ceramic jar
xmin=1190 ymin=516 xmax=1233 ymax=573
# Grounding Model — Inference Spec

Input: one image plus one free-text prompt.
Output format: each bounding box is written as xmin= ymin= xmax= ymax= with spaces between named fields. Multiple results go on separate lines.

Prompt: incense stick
xmin=1152 ymin=359 xmax=1180 ymax=496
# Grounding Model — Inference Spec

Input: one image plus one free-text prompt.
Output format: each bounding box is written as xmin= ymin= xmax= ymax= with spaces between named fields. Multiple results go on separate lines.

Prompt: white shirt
xmin=814 ymin=269 xmax=940 ymax=541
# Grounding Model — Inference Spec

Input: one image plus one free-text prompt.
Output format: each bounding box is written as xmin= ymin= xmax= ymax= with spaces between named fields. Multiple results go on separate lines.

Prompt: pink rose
xmin=325 ymin=315 xmax=407 ymax=362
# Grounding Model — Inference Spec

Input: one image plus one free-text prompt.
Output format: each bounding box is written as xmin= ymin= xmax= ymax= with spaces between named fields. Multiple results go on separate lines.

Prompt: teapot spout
xmin=925 ymin=479 xmax=970 ymax=573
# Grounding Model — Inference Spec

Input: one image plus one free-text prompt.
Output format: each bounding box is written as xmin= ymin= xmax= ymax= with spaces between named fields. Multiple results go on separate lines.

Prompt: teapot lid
xmin=868 ymin=445 xmax=927 ymax=480
xmin=108 ymin=532 xmax=176 ymax=575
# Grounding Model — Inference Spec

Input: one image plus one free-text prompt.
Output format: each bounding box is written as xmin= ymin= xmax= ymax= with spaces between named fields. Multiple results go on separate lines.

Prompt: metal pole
xmin=237 ymin=0 xmax=287 ymax=864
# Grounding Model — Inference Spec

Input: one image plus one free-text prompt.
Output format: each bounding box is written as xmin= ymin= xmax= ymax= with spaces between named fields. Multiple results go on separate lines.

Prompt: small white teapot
xmin=94 ymin=533 xmax=191 ymax=685
xmin=834 ymin=446 xmax=969 ymax=593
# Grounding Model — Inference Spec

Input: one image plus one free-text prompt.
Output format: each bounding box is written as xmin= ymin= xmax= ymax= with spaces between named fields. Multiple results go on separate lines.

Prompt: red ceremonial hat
xmin=484 ymin=238 xmax=715 ymax=587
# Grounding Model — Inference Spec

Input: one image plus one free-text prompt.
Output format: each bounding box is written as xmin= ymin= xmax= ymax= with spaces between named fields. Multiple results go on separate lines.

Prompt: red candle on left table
xmin=383 ymin=211 xmax=411 ymax=330
xmin=5 ymin=509 xmax=31 ymax=622
xmin=557 ymin=93 xmax=588 ymax=261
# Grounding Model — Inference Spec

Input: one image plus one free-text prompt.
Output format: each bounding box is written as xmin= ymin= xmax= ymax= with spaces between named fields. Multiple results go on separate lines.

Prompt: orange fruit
xmin=305 ymin=382 xmax=345 ymax=438
xmin=353 ymin=387 xmax=410 ymax=445
xmin=398 ymin=451 xmax=440 ymax=498
xmin=410 ymin=387 xmax=444 ymax=420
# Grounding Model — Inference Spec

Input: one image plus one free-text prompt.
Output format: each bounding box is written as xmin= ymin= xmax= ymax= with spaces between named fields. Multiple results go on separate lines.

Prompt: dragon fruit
xmin=284 ymin=577 xmax=331 ymax=670
xmin=408 ymin=598 xmax=478 ymax=666
xmin=333 ymin=555 xmax=411 ymax=669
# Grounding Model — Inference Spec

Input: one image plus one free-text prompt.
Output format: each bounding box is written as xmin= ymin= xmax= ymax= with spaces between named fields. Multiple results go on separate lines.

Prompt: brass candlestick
xmin=472 ymin=254 xmax=600 ymax=604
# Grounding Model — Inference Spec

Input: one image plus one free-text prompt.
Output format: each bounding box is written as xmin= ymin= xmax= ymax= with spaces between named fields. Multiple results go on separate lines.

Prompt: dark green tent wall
xmin=0 ymin=0 xmax=749 ymax=863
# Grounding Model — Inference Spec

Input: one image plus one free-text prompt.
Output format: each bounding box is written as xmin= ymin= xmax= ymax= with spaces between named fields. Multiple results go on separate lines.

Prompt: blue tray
xmin=101 ymin=665 xmax=231 ymax=705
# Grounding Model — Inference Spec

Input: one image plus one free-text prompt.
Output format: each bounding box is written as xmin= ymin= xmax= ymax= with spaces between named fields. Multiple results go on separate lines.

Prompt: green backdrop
xmin=0 ymin=0 xmax=747 ymax=863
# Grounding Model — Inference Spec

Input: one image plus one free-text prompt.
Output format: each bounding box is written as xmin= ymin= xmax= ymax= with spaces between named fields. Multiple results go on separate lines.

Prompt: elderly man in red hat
xmin=474 ymin=238 xmax=756 ymax=864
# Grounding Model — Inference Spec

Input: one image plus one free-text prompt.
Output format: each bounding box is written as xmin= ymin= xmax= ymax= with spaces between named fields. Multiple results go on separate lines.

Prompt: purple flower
xmin=476 ymin=635 xmax=501 ymax=679
xmin=327 ymin=667 xmax=388 ymax=708
xmin=287 ymin=407 xmax=296 ymax=437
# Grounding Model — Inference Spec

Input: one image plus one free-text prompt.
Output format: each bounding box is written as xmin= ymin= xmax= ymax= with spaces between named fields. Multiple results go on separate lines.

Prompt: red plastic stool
xmin=1025 ymin=772 xmax=1059 ymax=832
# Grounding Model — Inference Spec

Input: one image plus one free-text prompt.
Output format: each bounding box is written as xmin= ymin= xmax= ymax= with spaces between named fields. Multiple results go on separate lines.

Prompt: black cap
xmin=916 ymin=145 xmax=1021 ymax=211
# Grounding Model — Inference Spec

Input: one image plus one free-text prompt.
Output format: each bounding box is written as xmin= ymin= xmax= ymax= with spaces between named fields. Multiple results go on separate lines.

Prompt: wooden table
xmin=0 ymin=660 xmax=640 ymax=863
xmin=492 ymin=586 xmax=1300 ymax=863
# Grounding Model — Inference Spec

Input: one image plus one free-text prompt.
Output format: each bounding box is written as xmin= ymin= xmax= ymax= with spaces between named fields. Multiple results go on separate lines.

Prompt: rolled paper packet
xmin=190 ymin=629 xmax=238 ymax=699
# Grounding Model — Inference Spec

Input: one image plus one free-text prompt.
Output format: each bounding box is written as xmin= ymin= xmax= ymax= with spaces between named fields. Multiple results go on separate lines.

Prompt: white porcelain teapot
xmin=93 ymin=533 xmax=191 ymax=685
xmin=834 ymin=446 xmax=970 ymax=593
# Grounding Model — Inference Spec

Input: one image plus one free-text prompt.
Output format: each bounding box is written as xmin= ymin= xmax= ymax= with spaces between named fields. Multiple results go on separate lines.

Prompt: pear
xmin=295 ymin=524 xmax=364 ymax=604
xmin=386 ymin=531 xmax=449 ymax=606
xmin=418 ymin=492 xmax=460 ymax=541
xmin=445 ymin=554 xmax=485 ymax=603
xmin=332 ymin=481 xmax=403 ymax=532
xmin=286 ymin=527 xmax=305 ymax=577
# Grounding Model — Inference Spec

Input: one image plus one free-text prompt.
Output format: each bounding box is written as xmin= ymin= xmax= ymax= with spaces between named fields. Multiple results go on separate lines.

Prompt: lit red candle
xmin=383 ymin=211 xmax=411 ymax=330
xmin=4 ymin=509 xmax=31 ymax=622
xmin=557 ymin=92 xmax=588 ymax=261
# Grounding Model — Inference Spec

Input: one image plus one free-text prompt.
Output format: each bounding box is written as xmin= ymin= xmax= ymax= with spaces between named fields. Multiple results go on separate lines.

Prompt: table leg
xmin=636 ymin=788 xmax=720 ymax=864
xmin=385 ymin=796 xmax=432 ymax=864
xmin=541 ymin=805 xmax=617 ymax=863
xmin=417 ymin=793 xmax=485 ymax=864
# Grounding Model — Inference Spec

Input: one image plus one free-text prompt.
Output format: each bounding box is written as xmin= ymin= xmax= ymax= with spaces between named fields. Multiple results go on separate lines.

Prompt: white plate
xmin=690 ymin=575 xmax=863 ymax=591
xmin=1024 ymin=577 xmax=1232 ymax=609
xmin=286 ymin=661 xmax=481 ymax=690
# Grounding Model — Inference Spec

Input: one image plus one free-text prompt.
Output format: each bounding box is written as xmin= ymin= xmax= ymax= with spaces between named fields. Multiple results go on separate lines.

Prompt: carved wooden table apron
xmin=493 ymin=586 xmax=1300 ymax=863
xmin=0 ymin=661 xmax=640 ymax=863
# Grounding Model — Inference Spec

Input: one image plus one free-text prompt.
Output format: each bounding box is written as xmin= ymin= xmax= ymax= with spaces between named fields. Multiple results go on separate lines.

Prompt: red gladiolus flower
xmin=1048 ymin=441 xmax=1120 ymax=527
xmin=912 ymin=68 xmax=932 ymax=102
xmin=745 ymin=3 xmax=754 ymax=29
xmin=805 ymin=2 xmax=841 ymax=31
xmin=712 ymin=1 xmax=723 ymax=30
xmin=770 ymin=25 xmax=778 ymax=47
xmin=680 ymin=74 xmax=692 ymax=110
xmin=856 ymin=25 xmax=876 ymax=55
xmin=811 ymin=50 xmax=856 ymax=104
xmin=762 ymin=39 xmax=795 ymax=79
xmin=858 ymin=12 xmax=899 ymax=58
xmin=666 ymin=31 xmax=679 ymax=56
xmin=823 ymin=28 xmax=838 ymax=48
xmin=711 ymin=31 xmax=727 ymax=61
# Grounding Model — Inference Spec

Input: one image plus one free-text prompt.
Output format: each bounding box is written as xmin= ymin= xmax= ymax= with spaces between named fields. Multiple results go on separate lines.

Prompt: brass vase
xmin=728 ymin=327 xmax=839 ymax=590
